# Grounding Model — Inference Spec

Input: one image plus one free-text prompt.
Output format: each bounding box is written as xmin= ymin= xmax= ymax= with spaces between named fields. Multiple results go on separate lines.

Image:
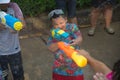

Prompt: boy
xmin=47 ymin=9 xmax=84 ymax=80
xmin=0 ymin=0 xmax=26 ymax=80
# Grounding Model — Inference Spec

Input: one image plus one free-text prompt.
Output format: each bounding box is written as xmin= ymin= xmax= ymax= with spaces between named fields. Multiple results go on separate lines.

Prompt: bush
xmin=12 ymin=0 xmax=55 ymax=16
xmin=77 ymin=0 xmax=92 ymax=8
xmin=11 ymin=0 xmax=120 ymax=16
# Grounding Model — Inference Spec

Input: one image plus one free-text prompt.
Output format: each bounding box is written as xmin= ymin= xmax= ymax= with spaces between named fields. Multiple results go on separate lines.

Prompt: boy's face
xmin=52 ymin=16 xmax=67 ymax=30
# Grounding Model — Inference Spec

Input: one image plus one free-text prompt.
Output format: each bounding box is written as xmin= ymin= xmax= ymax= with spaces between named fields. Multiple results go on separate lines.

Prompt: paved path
xmin=19 ymin=21 xmax=120 ymax=80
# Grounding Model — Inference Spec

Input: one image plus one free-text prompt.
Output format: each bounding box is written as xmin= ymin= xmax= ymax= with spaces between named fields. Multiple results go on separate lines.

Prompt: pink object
xmin=106 ymin=72 xmax=113 ymax=80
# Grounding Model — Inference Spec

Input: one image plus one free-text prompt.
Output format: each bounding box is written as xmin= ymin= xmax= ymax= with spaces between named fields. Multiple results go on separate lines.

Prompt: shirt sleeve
xmin=9 ymin=2 xmax=23 ymax=19
xmin=47 ymin=36 xmax=58 ymax=46
xmin=71 ymin=24 xmax=81 ymax=39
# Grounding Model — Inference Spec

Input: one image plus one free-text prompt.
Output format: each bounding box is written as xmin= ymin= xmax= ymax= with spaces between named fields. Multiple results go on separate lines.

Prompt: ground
xmin=8 ymin=6 xmax=120 ymax=80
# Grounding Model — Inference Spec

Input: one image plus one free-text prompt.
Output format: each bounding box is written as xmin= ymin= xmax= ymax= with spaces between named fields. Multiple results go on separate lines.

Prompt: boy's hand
xmin=69 ymin=39 xmax=78 ymax=45
xmin=10 ymin=29 xmax=17 ymax=33
xmin=69 ymin=36 xmax=82 ymax=46
xmin=48 ymin=43 xmax=59 ymax=52
xmin=0 ymin=23 xmax=6 ymax=30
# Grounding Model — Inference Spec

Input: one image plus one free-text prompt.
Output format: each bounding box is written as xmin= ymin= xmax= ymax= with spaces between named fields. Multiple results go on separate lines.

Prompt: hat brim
xmin=0 ymin=0 xmax=10 ymax=4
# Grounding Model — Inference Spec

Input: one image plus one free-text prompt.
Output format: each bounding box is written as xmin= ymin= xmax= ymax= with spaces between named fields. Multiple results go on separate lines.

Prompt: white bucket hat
xmin=0 ymin=0 xmax=10 ymax=4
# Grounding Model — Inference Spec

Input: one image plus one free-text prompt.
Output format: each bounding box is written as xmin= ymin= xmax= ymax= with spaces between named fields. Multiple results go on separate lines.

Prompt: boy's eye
xmin=60 ymin=22 xmax=63 ymax=24
xmin=54 ymin=23 xmax=58 ymax=26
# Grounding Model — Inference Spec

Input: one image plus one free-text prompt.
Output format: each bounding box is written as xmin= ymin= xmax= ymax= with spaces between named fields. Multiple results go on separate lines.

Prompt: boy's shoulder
xmin=66 ymin=23 xmax=77 ymax=27
xmin=9 ymin=2 xmax=18 ymax=5
xmin=9 ymin=2 xmax=19 ymax=8
xmin=66 ymin=23 xmax=78 ymax=30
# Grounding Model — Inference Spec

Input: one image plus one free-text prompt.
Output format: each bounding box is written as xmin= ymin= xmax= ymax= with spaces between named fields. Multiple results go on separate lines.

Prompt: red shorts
xmin=52 ymin=72 xmax=84 ymax=80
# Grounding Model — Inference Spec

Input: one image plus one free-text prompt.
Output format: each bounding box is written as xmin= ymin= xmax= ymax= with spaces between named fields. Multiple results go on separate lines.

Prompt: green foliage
xmin=11 ymin=0 xmax=120 ymax=16
xmin=77 ymin=0 xmax=92 ymax=8
xmin=11 ymin=0 xmax=55 ymax=16
xmin=117 ymin=0 xmax=120 ymax=3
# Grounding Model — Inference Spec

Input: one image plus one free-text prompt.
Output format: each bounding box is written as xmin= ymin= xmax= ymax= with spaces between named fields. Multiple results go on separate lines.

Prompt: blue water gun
xmin=0 ymin=11 xmax=23 ymax=31
xmin=51 ymin=28 xmax=72 ymax=43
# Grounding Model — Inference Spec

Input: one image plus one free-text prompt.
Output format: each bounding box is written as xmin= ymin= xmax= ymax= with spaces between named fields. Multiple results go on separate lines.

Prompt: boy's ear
xmin=65 ymin=17 xmax=68 ymax=22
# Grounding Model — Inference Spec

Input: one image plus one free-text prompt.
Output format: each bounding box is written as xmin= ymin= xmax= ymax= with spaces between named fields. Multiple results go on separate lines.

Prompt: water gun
xmin=51 ymin=28 xmax=70 ymax=43
xmin=57 ymin=42 xmax=87 ymax=68
xmin=0 ymin=11 xmax=23 ymax=31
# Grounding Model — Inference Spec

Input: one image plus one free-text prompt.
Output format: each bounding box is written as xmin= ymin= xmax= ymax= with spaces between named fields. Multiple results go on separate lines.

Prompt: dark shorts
xmin=91 ymin=0 xmax=116 ymax=8
xmin=55 ymin=0 xmax=77 ymax=18
xmin=0 ymin=51 xmax=24 ymax=80
xmin=52 ymin=72 xmax=84 ymax=80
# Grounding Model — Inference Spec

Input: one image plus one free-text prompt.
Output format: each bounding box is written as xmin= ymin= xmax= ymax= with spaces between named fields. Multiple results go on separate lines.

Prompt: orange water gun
xmin=57 ymin=42 xmax=87 ymax=68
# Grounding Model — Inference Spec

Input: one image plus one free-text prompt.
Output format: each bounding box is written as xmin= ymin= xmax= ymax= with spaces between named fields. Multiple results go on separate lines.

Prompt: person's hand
xmin=48 ymin=43 xmax=59 ymax=52
xmin=69 ymin=36 xmax=82 ymax=46
xmin=76 ymin=49 xmax=90 ymax=58
xmin=10 ymin=29 xmax=17 ymax=33
xmin=93 ymin=73 xmax=107 ymax=80
xmin=0 ymin=23 xmax=6 ymax=30
xmin=69 ymin=39 xmax=78 ymax=46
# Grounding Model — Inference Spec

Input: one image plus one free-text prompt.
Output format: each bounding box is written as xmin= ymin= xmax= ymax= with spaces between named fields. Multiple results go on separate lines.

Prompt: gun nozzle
xmin=14 ymin=22 xmax=23 ymax=31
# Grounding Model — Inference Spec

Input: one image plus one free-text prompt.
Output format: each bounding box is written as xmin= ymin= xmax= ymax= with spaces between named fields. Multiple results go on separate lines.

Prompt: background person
xmin=88 ymin=0 xmax=116 ymax=36
xmin=55 ymin=0 xmax=79 ymax=26
xmin=0 ymin=0 xmax=26 ymax=80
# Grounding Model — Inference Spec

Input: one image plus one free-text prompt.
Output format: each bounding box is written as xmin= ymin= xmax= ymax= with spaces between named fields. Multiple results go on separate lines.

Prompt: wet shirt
xmin=0 ymin=3 xmax=23 ymax=55
xmin=47 ymin=23 xmax=83 ymax=76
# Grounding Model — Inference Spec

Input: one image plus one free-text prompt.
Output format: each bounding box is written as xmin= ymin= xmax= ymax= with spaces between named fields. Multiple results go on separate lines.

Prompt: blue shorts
xmin=92 ymin=0 xmax=116 ymax=8
xmin=55 ymin=0 xmax=77 ymax=18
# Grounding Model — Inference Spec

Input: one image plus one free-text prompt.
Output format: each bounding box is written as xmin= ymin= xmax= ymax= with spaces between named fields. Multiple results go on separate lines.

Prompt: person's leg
xmin=8 ymin=52 xmax=24 ymax=80
xmin=67 ymin=0 xmax=78 ymax=25
xmin=88 ymin=8 xmax=100 ymax=36
xmin=104 ymin=5 xmax=115 ymax=34
xmin=55 ymin=0 xmax=66 ymax=12
xmin=0 ymin=55 xmax=9 ymax=80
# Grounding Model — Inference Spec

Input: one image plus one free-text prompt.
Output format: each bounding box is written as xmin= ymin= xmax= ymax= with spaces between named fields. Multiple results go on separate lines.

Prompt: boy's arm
xmin=77 ymin=50 xmax=112 ymax=75
xmin=70 ymin=36 xmax=82 ymax=46
xmin=0 ymin=23 xmax=6 ymax=31
xmin=10 ymin=2 xmax=26 ymax=28
xmin=47 ymin=36 xmax=59 ymax=52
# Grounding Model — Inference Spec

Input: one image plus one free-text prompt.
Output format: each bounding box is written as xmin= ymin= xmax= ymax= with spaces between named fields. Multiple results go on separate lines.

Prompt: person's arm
xmin=77 ymin=50 xmax=112 ymax=75
xmin=0 ymin=23 xmax=6 ymax=31
xmin=47 ymin=36 xmax=59 ymax=52
xmin=70 ymin=36 xmax=82 ymax=45
xmin=48 ymin=43 xmax=59 ymax=52
xmin=9 ymin=2 xmax=26 ymax=28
